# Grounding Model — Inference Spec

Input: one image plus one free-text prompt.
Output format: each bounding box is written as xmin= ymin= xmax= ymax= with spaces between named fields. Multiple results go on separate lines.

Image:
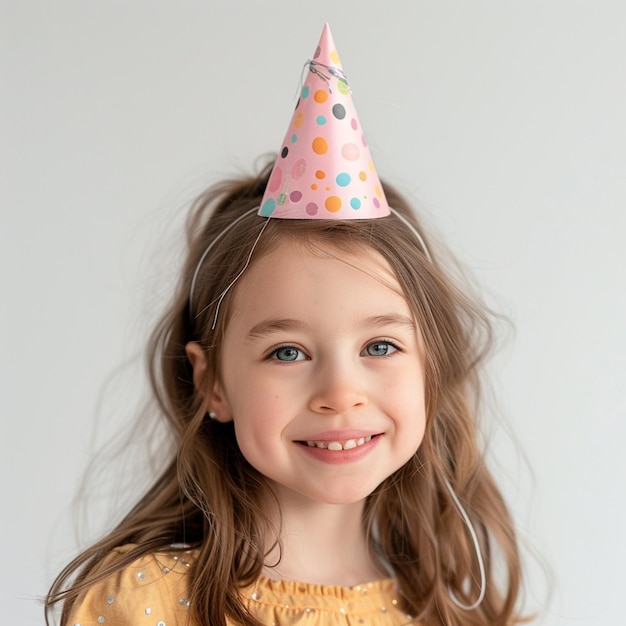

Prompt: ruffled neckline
xmin=242 ymin=574 xmax=404 ymax=615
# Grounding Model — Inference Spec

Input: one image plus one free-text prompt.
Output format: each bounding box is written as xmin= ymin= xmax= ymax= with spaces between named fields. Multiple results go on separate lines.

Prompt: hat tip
xmin=314 ymin=22 xmax=340 ymax=68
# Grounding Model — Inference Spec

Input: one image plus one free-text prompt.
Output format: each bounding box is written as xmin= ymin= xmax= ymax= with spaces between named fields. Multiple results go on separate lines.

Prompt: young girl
xmin=47 ymin=24 xmax=525 ymax=626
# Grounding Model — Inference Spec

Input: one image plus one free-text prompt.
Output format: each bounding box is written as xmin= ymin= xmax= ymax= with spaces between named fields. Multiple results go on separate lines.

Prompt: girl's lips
xmin=295 ymin=434 xmax=382 ymax=463
xmin=303 ymin=435 xmax=373 ymax=451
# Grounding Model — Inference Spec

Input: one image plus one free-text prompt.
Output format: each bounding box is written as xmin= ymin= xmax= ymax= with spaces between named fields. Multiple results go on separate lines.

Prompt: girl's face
xmin=210 ymin=240 xmax=426 ymax=506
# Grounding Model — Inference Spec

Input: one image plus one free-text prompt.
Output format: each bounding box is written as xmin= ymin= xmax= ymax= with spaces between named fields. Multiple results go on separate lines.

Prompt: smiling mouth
xmin=301 ymin=435 xmax=374 ymax=451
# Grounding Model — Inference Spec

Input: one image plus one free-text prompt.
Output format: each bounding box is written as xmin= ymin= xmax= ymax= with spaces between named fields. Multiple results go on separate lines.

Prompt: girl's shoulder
xmin=66 ymin=544 xmax=197 ymax=626
xmin=67 ymin=545 xmax=416 ymax=625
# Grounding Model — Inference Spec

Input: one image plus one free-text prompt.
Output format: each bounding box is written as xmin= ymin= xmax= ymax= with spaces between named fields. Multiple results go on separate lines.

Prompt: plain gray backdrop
xmin=2 ymin=1 xmax=625 ymax=624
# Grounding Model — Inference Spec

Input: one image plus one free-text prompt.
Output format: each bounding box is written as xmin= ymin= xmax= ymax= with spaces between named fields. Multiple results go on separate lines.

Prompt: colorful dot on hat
xmin=314 ymin=90 xmax=328 ymax=104
xmin=350 ymin=198 xmax=361 ymax=209
xmin=336 ymin=173 xmax=351 ymax=187
xmin=281 ymin=147 xmax=289 ymax=158
xmin=294 ymin=111 xmax=304 ymax=128
xmin=292 ymin=159 xmax=306 ymax=179
xmin=359 ymin=171 xmax=367 ymax=181
xmin=291 ymin=134 xmax=298 ymax=143
xmin=290 ymin=190 xmax=303 ymax=202
xmin=268 ymin=166 xmax=282 ymax=193
xmin=278 ymin=193 xmax=287 ymax=205
xmin=312 ymin=137 xmax=328 ymax=154
xmin=337 ymin=79 xmax=349 ymax=95
xmin=351 ymin=118 xmax=358 ymax=130
xmin=373 ymin=198 xmax=380 ymax=208
xmin=361 ymin=134 xmax=368 ymax=147
xmin=342 ymin=143 xmax=360 ymax=161
xmin=325 ymin=196 xmax=342 ymax=212
xmin=330 ymin=50 xmax=340 ymax=64
xmin=306 ymin=202 xmax=318 ymax=215
xmin=332 ymin=104 xmax=346 ymax=120
xmin=260 ymin=198 xmax=276 ymax=216
xmin=301 ymin=86 xmax=310 ymax=99
xmin=315 ymin=170 xmax=326 ymax=179
xmin=316 ymin=115 xmax=327 ymax=125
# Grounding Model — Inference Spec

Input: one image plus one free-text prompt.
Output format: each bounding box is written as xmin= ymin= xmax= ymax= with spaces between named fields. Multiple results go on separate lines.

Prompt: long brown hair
xmin=47 ymin=160 xmax=524 ymax=625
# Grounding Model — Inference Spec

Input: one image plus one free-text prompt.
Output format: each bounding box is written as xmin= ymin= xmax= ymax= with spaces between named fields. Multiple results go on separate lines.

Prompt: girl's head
xmin=187 ymin=215 xmax=428 ymax=507
xmin=157 ymin=161 xmax=492 ymax=498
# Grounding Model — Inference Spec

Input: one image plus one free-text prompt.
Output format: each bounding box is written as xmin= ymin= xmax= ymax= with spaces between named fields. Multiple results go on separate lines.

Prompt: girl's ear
xmin=185 ymin=342 xmax=233 ymax=423
xmin=208 ymin=379 xmax=233 ymax=423
xmin=185 ymin=342 xmax=209 ymax=395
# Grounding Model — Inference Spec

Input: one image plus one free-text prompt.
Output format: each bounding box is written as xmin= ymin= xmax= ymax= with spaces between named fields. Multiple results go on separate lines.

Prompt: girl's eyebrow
xmin=246 ymin=318 xmax=305 ymax=341
xmin=245 ymin=314 xmax=415 ymax=342
xmin=360 ymin=314 xmax=416 ymax=331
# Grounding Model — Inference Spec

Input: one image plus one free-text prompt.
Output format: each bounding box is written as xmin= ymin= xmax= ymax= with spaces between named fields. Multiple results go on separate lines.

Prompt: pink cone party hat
xmin=259 ymin=24 xmax=390 ymax=219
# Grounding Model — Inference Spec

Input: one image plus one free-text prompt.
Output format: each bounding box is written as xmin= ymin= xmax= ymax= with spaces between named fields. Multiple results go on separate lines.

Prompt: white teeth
xmin=305 ymin=435 xmax=373 ymax=451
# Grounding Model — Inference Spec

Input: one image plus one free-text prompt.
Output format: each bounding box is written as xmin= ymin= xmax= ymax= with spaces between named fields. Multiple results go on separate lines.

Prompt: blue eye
xmin=363 ymin=341 xmax=398 ymax=357
xmin=270 ymin=346 xmax=307 ymax=362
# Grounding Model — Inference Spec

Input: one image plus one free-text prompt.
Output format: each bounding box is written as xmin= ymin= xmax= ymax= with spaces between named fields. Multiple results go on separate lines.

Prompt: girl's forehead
xmin=227 ymin=239 xmax=410 ymax=320
xmin=253 ymin=238 xmax=399 ymax=287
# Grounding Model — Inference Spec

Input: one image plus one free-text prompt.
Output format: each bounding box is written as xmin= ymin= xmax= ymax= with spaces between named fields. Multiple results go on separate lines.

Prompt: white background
xmin=2 ymin=1 xmax=625 ymax=624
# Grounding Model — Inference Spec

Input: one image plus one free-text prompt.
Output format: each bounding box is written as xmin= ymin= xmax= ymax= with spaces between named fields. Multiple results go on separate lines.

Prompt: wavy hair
xmin=46 ymin=160 xmax=524 ymax=625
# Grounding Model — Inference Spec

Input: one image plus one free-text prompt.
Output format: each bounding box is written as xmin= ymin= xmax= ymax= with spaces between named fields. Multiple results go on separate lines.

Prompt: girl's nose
xmin=308 ymin=361 xmax=368 ymax=415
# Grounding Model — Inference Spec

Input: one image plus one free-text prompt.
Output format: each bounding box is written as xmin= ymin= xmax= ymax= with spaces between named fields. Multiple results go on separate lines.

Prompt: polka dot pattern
xmin=267 ymin=167 xmax=282 ymax=193
xmin=341 ymin=143 xmax=360 ymax=161
xmin=332 ymin=104 xmax=346 ymax=120
xmin=337 ymin=79 xmax=350 ymax=95
xmin=292 ymin=159 xmax=306 ymax=179
xmin=336 ymin=173 xmax=351 ymax=187
xmin=325 ymin=196 xmax=341 ymax=212
xmin=258 ymin=23 xmax=389 ymax=219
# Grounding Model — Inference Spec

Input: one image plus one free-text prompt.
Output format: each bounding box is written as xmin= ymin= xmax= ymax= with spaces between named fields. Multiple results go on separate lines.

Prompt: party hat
xmin=259 ymin=23 xmax=390 ymax=219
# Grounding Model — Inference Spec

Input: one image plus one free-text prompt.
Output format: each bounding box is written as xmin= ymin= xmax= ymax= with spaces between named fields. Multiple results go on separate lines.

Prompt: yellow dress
xmin=67 ymin=545 xmax=416 ymax=625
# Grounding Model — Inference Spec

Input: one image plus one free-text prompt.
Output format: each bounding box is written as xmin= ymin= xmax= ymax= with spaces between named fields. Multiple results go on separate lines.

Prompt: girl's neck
xmin=262 ymin=489 xmax=387 ymax=587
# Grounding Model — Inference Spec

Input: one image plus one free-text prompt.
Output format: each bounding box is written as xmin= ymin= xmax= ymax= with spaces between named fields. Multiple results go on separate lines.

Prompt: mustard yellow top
xmin=67 ymin=545 xmax=417 ymax=625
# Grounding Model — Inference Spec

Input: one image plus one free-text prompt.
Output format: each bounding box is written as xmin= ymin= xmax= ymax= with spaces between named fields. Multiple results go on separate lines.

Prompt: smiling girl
xmin=46 ymin=24 xmax=525 ymax=626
